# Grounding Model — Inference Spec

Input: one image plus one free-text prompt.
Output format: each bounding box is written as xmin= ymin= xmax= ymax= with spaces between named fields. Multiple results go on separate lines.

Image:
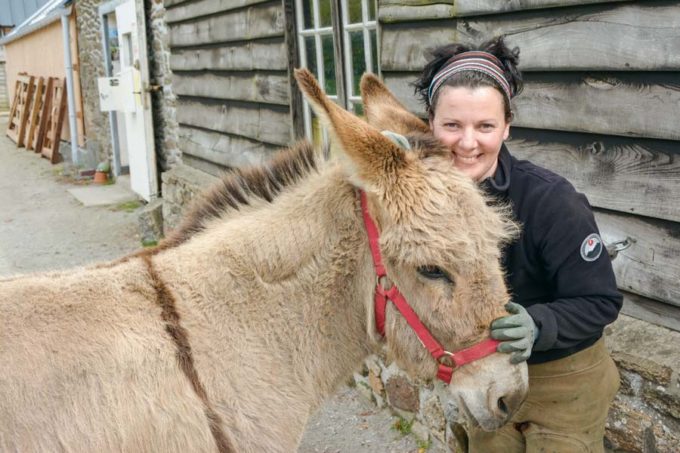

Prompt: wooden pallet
xmin=6 ymin=75 xmax=36 ymax=147
xmin=25 ymin=77 xmax=46 ymax=151
xmin=40 ymin=78 xmax=67 ymax=164
xmin=29 ymin=77 xmax=54 ymax=152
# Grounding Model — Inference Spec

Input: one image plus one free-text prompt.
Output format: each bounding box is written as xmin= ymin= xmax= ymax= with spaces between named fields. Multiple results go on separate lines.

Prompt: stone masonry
xmin=354 ymin=316 xmax=680 ymax=452
xmin=75 ymin=0 xmax=112 ymax=164
xmin=146 ymin=0 xmax=181 ymax=171
xmin=161 ymin=163 xmax=218 ymax=231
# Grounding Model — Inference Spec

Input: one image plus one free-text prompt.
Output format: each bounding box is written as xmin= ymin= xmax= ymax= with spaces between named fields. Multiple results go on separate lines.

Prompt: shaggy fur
xmin=0 ymin=70 xmax=523 ymax=452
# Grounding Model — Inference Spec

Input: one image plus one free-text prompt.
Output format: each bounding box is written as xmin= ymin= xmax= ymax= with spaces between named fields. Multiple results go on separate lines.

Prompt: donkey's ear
xmin=294 ymin=68 xmax=414 ymax=192
xmin=360 ymin=73 xmax=429 ymax=135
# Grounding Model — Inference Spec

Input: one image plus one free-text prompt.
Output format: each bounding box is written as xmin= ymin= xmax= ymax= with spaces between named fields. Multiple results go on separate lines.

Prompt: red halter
xmin=360 ymin=191 xmax=500 ymax=384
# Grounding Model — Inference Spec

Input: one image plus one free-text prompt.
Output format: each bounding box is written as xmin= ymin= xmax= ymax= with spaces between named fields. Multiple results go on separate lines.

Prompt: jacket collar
xmin=480 ymin=144 xmax=512 ymax=195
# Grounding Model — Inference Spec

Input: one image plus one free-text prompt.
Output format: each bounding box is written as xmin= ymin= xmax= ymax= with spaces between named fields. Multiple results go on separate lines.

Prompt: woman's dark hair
xmin=413 ymin=36 xmax=523 ymax=121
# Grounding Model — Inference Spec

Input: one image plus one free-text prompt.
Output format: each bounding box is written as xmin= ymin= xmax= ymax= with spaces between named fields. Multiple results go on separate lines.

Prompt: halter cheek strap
xmin=360 ymin=190 xmax=500 ymax=384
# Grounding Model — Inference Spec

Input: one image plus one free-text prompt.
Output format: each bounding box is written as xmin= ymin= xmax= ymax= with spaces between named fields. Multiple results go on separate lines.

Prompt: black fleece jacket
xmin=481 ymin=145 xmax=622 ymax=364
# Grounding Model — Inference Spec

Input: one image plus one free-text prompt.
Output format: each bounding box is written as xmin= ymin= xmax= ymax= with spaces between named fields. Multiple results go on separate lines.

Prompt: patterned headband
xmin=427 ymin=51 xmax=513 ymax=105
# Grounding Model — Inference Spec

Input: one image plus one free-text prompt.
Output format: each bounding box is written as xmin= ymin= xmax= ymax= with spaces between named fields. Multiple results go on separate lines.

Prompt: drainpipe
xmin=60 ymin=6 xmax=79 ymax=166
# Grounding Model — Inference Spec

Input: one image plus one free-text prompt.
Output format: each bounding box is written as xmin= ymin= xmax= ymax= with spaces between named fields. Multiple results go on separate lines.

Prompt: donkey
xmin=0 ymin=70 xmax=527 ymax=452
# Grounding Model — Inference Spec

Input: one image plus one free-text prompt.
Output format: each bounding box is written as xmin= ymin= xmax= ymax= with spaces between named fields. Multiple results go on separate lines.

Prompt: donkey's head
xmin=295 ymin=69 xmax=527 ymax=430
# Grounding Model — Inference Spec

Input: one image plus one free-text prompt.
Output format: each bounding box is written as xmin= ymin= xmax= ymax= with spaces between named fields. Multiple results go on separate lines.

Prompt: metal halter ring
xmin=437 ymin=351 xmax=457 ymax=369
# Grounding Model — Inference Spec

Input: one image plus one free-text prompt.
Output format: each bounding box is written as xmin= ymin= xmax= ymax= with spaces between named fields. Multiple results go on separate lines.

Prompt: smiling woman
xmin=413 ymin=37 xmax=623 ymax=453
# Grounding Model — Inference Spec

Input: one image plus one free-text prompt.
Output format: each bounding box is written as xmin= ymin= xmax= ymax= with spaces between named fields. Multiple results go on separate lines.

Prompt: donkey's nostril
xmin=497 ymin=397 xmax=508 ymax=416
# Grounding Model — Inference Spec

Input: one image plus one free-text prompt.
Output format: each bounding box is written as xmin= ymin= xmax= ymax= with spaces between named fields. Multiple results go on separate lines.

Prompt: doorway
xmin=98 ymin=0 xmax=158 ymax=202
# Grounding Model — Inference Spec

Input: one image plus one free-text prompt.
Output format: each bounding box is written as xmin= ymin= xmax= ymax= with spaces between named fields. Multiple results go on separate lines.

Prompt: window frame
xmin=295 ymin=0 xmax=379 ymax=140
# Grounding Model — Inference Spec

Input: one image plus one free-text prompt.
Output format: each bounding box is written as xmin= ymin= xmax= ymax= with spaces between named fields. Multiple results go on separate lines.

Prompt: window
xmin=295 ymin=0 xmax=379 ymax=141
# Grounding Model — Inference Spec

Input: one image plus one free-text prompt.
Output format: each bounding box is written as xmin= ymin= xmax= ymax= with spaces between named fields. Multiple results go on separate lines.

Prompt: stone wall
xmin=74 ymin=0 xmax=111 ymax=163
xmin=354 ymin=315 xmax=680 ymax=452
xmin=146 ymin=0 xmax=181 ymax=171
xmin=160 ymin=163 xmax=218 ymax=231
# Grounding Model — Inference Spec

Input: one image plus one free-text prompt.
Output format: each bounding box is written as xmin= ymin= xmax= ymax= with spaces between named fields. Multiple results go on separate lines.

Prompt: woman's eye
xmin=417 ymin=265 xmax=452 ymax=283
xmin=480 ymin=124 xmax=494 ymax=131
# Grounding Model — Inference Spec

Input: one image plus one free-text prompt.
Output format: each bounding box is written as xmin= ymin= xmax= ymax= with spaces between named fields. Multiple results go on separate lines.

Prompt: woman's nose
xmin=458 ymin=129 xmax=476 ymax=150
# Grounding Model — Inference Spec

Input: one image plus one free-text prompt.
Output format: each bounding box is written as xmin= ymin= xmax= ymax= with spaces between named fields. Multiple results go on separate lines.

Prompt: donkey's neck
xmin=157 ymin=164 xmax=378 ymax=417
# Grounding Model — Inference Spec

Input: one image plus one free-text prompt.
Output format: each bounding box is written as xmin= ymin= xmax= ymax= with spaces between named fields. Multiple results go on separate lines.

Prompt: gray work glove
xmin=491 ymin=302 xmax=538 ymax=364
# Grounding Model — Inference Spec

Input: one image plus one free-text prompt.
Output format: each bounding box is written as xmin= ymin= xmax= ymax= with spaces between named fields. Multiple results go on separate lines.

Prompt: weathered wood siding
xmin=166 ymin=0 xmax=292 ymax=174
xmin=378 ymin=0 xmax=680 ymax=325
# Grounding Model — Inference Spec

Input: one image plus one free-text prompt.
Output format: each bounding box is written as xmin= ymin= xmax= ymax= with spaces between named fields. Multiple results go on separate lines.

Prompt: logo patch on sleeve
xmin=580 ymin=233 xmax=603 ymax=262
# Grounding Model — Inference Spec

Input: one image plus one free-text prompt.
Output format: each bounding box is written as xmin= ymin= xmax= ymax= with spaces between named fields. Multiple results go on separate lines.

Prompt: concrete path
xmin=0 ymin=121 xmax=445 ymax=452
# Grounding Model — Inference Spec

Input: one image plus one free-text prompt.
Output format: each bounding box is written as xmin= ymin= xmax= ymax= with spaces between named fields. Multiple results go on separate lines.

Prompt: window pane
xmin=350 ymin=31 xmax=365 ymax=96
xmin=370 ymin=29 xmax=378 ymax=73
xmin=302 ymin=0 xmax=313 ymax=29
xmin=367 ymin=0 xmax=376 ymax=21
xmin=348 ymin=0 xmax=362 ymax=24
xmin=319 ymin=0 xmax=332 ymax=27
xmin=352 ymin=102 xmax=364 ymax=117
xmin=321 ymin=34 xmax=337 ymax=95
xmin=305 ymin=36 xmax=317 ymax=76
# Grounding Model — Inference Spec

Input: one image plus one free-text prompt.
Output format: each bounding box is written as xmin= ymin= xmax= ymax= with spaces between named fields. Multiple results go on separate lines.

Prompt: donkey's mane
xmin=156 ymin=140 xmax=319 ymax=253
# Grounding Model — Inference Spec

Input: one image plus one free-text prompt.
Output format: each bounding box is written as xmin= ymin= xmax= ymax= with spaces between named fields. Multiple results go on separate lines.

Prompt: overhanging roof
xmin=0 ymin=0 xmax=71 ymax=46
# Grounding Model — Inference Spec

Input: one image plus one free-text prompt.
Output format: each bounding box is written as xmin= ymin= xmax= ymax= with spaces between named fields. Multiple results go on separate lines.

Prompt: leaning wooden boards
xmin=25 ymin=77 xmax=46 ymax=151
xmin=39 ymin=78 xmax=66 ymax=164
xmin=6 ymin=75 xmax=35 ymax=146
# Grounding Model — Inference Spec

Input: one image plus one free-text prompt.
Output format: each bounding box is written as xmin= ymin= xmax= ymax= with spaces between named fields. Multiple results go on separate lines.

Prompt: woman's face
xmin=429 ymin=86 xmax=510 ymax=182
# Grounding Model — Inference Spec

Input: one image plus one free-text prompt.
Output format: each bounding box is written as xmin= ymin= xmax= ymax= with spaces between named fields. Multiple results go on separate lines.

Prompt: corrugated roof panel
xmin=0 ymin=0 xmax=52 ymax=27
xmin=0 ymin=0 xmax=69 ymax=45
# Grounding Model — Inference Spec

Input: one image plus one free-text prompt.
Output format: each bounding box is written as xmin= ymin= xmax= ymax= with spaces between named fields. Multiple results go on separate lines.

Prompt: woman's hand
xmin=491 ymin=302 xmax=538 ymax=364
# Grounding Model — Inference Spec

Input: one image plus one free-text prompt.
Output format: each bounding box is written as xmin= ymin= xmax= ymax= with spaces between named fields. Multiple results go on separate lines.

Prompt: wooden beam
xmin=179 ymin=125 xmax=279 ymax=168
xmin=380 ymin=3 xmax=680 ymax=71
xmin=166 ymin=0 xmax=272 ymax=24
xmin=172 ymin=72 xmax=289 ymax=105
xmin=176 ymin=98 xmax=291 ymax=146
xmin=383 ymin=73 xmax=680 ymax=141
xmin=169 ymin=2 xmax=285 ymax=48
xmin=165 ymin=0 xmax=192 ymax=7
xmin=514 ymin=73 xmax=680 ymax=141
xmin=379 ymin=0 xmax=630 ymax=21
xmin=181 ymin=153 xmax=234 ymax=177
xmin=282 ymin=0 xmax=305 ymax=140
xmin=620 ymin=291 xmax=680 ymax=333
xmin=507 ymin=128 xmax=680 ymax=223
xmin=170 ymin=41 xmax=288 ymax=71
xmin=596 ymin=210 xmax=680 ymax=308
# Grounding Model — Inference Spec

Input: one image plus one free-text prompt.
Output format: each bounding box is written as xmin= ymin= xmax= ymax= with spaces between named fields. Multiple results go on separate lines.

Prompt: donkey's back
xmin=0 ymin=260 xmax=217 ymax=452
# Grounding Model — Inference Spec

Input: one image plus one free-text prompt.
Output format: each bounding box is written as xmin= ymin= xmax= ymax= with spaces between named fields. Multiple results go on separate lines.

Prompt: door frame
xmin=99 ymin=0 xmax=127 ymax=177
xmin=98 ymin=0 xmax=158 ymax=202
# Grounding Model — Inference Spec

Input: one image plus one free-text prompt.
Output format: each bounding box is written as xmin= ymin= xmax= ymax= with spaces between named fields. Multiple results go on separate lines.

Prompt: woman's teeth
xmin=455 ymin=154 xmax=480 ymax=163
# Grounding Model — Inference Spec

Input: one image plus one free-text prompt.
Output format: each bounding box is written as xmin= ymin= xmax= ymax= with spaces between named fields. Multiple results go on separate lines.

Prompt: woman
xmin=413 ymin=37 xmax=622 ymax=452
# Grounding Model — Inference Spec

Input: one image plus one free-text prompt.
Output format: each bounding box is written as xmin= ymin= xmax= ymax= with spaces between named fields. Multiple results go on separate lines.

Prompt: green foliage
xmin=392 ymin=416 xmax=413 ymax=436
xmin=111 ymin=200 xmax=142 ymax=213
xmin=141 ymin=239 xmax=158 ymax=248
xmin=416 ymin=437 xmax=431 ymax=451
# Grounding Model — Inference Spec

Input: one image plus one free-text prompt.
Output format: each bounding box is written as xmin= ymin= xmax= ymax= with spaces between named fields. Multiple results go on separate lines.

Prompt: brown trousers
xmin=467 ymin=338 xmax=620 ymax=453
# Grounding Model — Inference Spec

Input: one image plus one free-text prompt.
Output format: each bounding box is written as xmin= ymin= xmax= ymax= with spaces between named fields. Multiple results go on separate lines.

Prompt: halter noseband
xmin=360 ymin=191 xmax=500 ymax=384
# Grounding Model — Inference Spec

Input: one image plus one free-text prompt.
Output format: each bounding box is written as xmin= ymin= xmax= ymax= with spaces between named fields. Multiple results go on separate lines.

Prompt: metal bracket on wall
xmin=606 ymin=237 xmax=634 ymax=260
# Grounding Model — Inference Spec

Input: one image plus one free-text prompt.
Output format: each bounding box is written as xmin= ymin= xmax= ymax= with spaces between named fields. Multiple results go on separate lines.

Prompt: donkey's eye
xmin=417 ymin=265 xmax=452 ymax=282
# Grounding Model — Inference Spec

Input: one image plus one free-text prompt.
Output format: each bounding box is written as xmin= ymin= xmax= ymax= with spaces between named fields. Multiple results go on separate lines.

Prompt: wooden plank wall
xmin=378 ymin=0 xmax=680 ymax=328
xmin=166 ymin=0 xmax=292 ymax=175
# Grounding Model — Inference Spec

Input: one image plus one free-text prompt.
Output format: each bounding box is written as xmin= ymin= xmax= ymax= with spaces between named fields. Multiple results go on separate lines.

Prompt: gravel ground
xmin=0 ymin=122 xmax=446 ymax=452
